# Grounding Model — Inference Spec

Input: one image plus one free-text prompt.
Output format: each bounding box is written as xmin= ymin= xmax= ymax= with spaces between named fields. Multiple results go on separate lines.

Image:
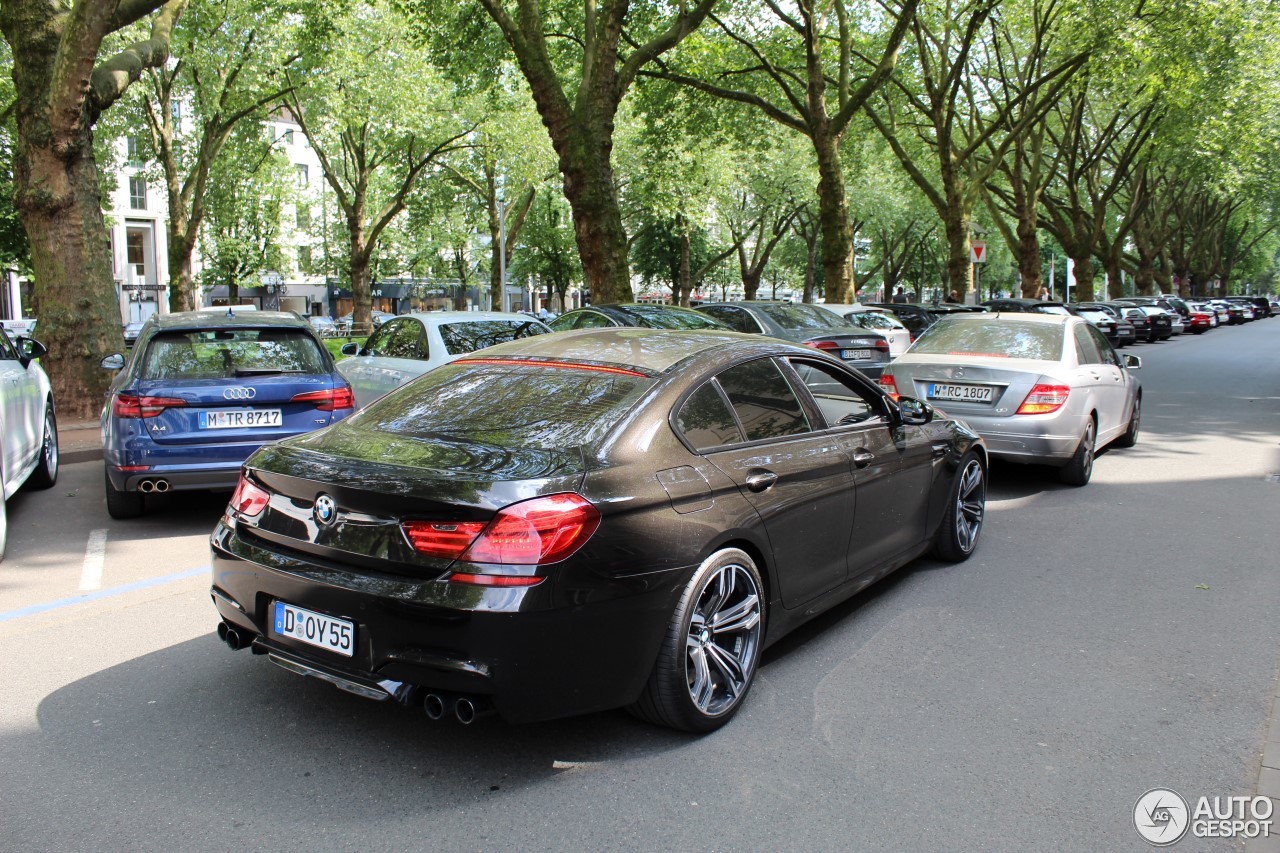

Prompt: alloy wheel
xmin=685 ymin=562 xmax=762 ymax=716
xmin=954 ymin=459 xmax=985 ymax=553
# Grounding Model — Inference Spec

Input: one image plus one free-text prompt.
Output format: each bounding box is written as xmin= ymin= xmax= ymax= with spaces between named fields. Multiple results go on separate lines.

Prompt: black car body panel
xmin=210 ymin=329 xmax=984 ymax=725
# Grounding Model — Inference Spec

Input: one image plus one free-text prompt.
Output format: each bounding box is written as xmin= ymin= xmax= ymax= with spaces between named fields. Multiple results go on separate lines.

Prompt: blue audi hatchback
xmin=100 ymin=310 xmax=355 ymax=518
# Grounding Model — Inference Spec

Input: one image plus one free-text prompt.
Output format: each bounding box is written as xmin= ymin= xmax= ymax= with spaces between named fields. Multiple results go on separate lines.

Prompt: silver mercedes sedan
xmin=877 ymin=313 xmax=1141 ymax=485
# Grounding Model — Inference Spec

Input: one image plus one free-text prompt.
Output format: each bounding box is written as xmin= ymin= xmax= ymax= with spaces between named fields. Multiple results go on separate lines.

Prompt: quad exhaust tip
xmin=423 ymin=692 xmax=491 ymax=725
xmin=217 ymin=621 xmax=253 ymax=651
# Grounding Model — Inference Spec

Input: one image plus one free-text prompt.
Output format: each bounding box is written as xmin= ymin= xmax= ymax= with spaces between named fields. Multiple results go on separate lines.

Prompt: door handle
xmin=852 ymin=449 xmax=875 ymax=468
xmin=744 ymin=469 xmax=777 ymax=492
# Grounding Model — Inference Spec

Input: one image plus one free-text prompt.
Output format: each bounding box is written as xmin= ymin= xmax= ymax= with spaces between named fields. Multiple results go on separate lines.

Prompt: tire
xmin=24 ymin=404 xmax=58 ymax=490
xmin=629 ymin=548 xmax=765 ymax=733
xmin=932 ymin=453 xmax=986 ymax=562
xmin=1115 ymin=394 xmax=1140 ymax=448
xmin=1058 ymin=417 xmax=1096 ymax=486
xmin=0 ymin=473 xmax=7 ymax=564
xmin=105 ymin=468 xmax=144 ymax=519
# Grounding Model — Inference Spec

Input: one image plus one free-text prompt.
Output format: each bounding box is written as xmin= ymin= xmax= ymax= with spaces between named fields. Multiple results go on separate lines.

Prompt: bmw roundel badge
xmin=313 ymin=494 xmax=337 ymax=527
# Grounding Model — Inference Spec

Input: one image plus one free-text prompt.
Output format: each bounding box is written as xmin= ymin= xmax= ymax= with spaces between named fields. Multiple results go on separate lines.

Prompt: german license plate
xmin=840 ymin=348 xmax=873 ymax=361
xmin=928 ymin=383 xmax=994 ymax=403
xmin=199 ymin=408 xmax=282 ymax=429
xmin=272 ymin=601 xmax=354 ymax=657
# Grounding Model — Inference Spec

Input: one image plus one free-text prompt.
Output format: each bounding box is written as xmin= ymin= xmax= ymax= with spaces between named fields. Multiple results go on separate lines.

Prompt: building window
xmin=171 ymin=100 xmax=182 ymax=123
xmin=127 ymin=231 xmax=145 ymax=267
xmin=297 ymin=246 xmax=312 ymax=274
xmin=128 ymin=176 xmax=147 ymax=209
xmin=296 ymin=164 xmax=309 ymax=186
xmin=126 ymin=136 xmax=143 ymax=163
xmin=296 ymin=206 xmax=310 ymax=229
xmin=283 ymin=128 xmax=295 ymax=145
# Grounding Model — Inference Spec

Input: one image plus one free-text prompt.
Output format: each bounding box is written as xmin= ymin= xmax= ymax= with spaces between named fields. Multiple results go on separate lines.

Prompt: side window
xmin=362 ymin=321 xmax=398 ymax=357
xmin=1086 ymin=324 xmax=1119 ymax=366
xmin=0 ymin=329 xmax=17 ymax=360
xmin=788 ymin=360 xmax=883 ymax=427
xmin=572 ymin=311 xmax=614 ymax=330
xmin=716 ymin=358 xmax=810 ymax=441
xmin=547 ymin=313 xmax=576 ymax=332
xmin=701 ymin=307 xmax=758 ymax=333
xmin=387 ymin=320 xmax=427 ymax=359
xmin=1073 ymin=323 xmax=1102 ymax=365
xmin=676 ymin=382 xmax=743 ymax=450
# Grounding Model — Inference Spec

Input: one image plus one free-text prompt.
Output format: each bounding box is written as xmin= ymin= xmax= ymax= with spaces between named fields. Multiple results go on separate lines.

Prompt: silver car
xmin=1 ymin=328 xmax=59 ymax=560
xmin=877 ymin=313 xmax=1141 ymax=485
xmin=337 ymin=311 xmax=552 ymax=408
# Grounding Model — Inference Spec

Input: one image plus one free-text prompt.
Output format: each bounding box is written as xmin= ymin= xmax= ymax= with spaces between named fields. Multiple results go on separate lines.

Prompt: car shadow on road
xmin=20 ymin=633 xmax=692 ymax=826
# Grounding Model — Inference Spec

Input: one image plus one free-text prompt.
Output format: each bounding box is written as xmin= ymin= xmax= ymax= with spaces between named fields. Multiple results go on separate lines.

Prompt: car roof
xmin=403 ymin=310 xmax=546 ymax=326
xmin=146 ymin=310 xmax=311 ymax=332
xmin=456 ymin=327 xmax=792 ymax=374
xmin=946 ymin=311 xmax=1072 ymax=325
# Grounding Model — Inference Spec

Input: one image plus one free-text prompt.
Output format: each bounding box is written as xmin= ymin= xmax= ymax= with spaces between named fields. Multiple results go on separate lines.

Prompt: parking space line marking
xmin=78 ymin=529 xmax=109 ymax=592
xmin=0 ymin=566 xmax=209 ymax=623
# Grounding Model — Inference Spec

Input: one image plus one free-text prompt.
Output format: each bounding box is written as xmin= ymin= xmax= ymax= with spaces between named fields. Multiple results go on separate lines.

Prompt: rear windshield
xmin=758 ymin=304 xmax=844 ymax=330
xmin=911 ymin=319 xmax=1064 ymax=361
xmin=1034 ymin=305 xmax=1071 ymax=316
xmin=140 ymin=328 xmax=327 ymax=380
xmin=356 ymin=361 xmax=654 ymax=451
xmin=438 ymin=320 xmax=548 ymax=355
xmin=623 ymin=305 xmax=728 ymax=330
xmin=845 ymin=311 xmax=902 ymax=330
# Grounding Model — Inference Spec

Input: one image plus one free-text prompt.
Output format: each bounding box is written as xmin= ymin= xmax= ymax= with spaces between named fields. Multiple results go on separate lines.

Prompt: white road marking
xmin=77 ymin=529 xmax=109 ymax=592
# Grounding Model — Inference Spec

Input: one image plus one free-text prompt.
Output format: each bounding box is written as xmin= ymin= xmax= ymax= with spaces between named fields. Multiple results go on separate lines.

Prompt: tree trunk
xmin=349 ymin=220 xmax=372 ymax=334
xmin=1070 ymin=252 xmax=1095 ymax=302
xmin=11 ymin=130 xmax=122 ymax=419
xmin=167 ymin=225 xmax=198 ymax=312
xmin=678 ymin=225 xmax=692 ymax=306
xmin=814 ymin=135 xmax=854 ymax=302
xmin=560 ymin=138 xmax=632 ymax=304
xmin=942 ymin=209 xmax=973 ymax=302
xmin=802 ymin=229 xmax=818 ymax=303
xmin=1014 ymin=202 xmax=1042 ymax=298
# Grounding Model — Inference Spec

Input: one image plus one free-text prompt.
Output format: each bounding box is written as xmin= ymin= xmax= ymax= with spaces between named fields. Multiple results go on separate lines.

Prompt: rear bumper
xmin=951 ymin=411 xmax=1085 ymax=464
xmin=209 ymin=521 xmax=686 ymax=723
xmin=107 ymin=460 xmax=243 ymax=492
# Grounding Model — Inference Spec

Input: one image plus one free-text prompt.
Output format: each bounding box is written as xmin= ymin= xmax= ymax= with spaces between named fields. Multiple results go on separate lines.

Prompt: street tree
xmin=866 ymin=0 xmax=1087 ymax=300
xmin=283 ymin=1 xmax=469 ymax=334
xmin=418 ymin=0 xmax=720 ymax=304
xmin=135 ymin=0 xmax=297 ymax=312
xmin=0 ymin=0 xmax=187 ymax=417
xmin=645 ymin=0 xmax=918 ymax=302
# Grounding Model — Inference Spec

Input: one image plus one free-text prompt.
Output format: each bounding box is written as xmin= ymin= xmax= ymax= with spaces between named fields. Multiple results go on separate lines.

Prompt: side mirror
xmin=1123 ymin=354 xmax=1141 ymax=370
xmin=897 ymin=396 xmax=934 ymax=426
xmin=16 ymin=337 xmax=47 ymax=362
xmin=339 ymin=342 xmax=360 ymax=356
xmin=100 ymin=353 xmax=126 ymax=371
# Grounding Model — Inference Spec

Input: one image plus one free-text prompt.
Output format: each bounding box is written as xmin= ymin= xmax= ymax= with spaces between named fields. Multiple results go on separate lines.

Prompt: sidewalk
xmin=58 ymin=417 xmax=102 ymax=466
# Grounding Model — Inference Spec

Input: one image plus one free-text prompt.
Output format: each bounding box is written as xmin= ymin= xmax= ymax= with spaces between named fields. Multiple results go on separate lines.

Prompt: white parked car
xmin=337 ymin=311 xmax=552 ymax=408
xmin=0 ymin=328 xmax=59 ymax=561
xmin=815 ymin=303 xmax=913 ymax=357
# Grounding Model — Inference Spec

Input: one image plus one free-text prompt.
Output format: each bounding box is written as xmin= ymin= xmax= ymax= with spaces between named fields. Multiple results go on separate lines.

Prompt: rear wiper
xmin=233 ymin=368 xmax=305 ymax=377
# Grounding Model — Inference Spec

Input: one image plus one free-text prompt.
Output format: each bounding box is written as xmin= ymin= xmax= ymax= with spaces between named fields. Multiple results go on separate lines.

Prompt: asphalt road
xmin=2 ymin=320 xmax=1278 ymax=851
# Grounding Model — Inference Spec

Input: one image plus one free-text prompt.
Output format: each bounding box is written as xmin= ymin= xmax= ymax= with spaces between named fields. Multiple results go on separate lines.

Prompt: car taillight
xmin=291 ymin=385 xmax=355 ymax=411
xmin=874 ymin=339 xmax=890 ymax=352
xmin=804 ymin=340 xmax=840 ymax=351
xmin=401 ymin=520 xmax=487 ymax=559
xmin=112 ymin=394 xmax=187 ymax=418
xmin=404 ymin=493 xmax=600 ymax=571
xmin=1016 ymin=384 xmax=1070 ymax=415
xmin=878 ymin=373 xmax=900 ymax=401
xmin=225 ymin=475 xmax=270 ymax=523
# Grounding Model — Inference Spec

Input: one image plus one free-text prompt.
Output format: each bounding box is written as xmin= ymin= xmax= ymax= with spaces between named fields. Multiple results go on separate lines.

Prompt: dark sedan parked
xmin=981 ymin=298 xmax=1072 ymax=316
xmin=863 ymin=302 xmax=987 ymax=341
xmin=695 ymin=301 xmax=890 ymax=378
xmin=210 ymin=329 xmax=987 ymax=731
xmin=548 ymin=303 xmax=731 ymax=332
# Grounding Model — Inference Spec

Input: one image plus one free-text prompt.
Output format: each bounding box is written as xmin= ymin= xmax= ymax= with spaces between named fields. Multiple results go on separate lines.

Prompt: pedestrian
xmin=1038 ymin=285 xmax=1050 ymax=301
xmin=948 ymin=288 xmax=961 ymax=303
xmin=892 ymin=286 xmax=908 ymax=304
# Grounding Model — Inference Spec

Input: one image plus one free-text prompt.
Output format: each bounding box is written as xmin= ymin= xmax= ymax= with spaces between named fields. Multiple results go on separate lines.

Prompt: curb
xmin=62 ymin=448 xmax=102 ymax=466
xmin=1245 ymin=658 xmax=1280 ymax=853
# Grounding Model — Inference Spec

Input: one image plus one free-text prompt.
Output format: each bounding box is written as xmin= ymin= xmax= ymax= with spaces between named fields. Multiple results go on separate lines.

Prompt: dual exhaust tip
xmin=424 ymin=692 xmax=490 ymax=726
xmin=137 ymin=479 xmax=170 ymax=493
xmin=217 ymin=620 xmax=253 ymax=651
